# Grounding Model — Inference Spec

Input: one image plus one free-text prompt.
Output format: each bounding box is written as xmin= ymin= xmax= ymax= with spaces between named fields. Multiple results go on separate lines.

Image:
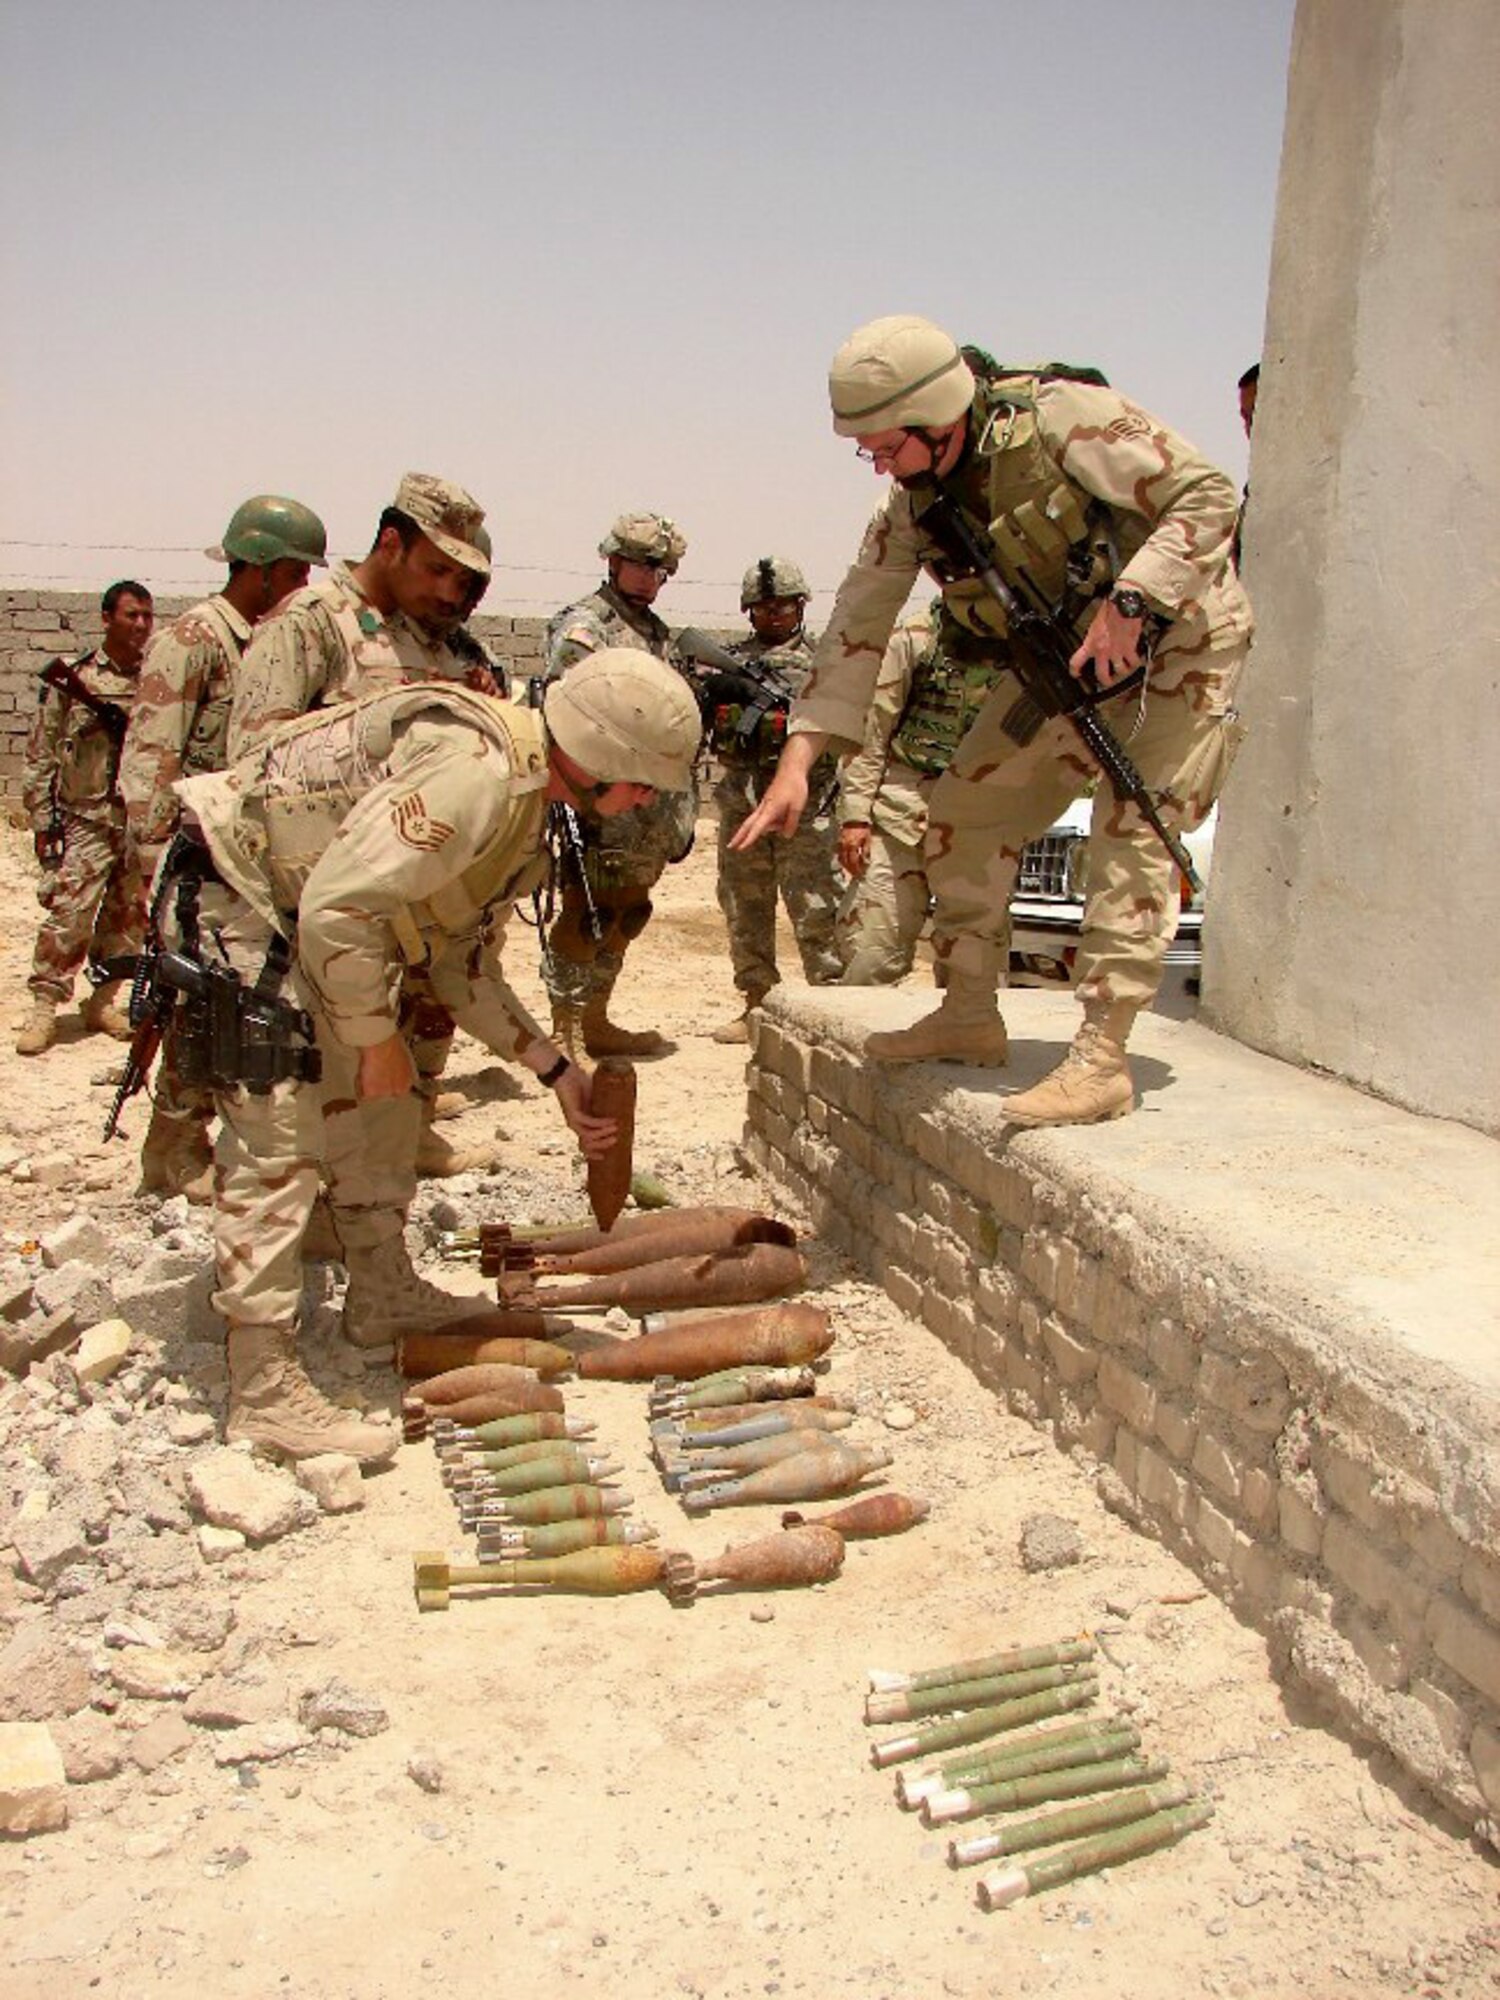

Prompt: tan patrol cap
xmin=544 ymin=648 xmax=701 ymax=794
xmin=828 ymin=316 xmax=976 ymax=437
xmin=392 ymin=472 xmax=490 ymax=576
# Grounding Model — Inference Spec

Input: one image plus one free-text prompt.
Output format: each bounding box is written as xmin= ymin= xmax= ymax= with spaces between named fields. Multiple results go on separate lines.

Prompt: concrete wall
xmin=0 ymin=590 xmax=549 ymax=811
xmin=1204 ymin=0 xmax=1500 ymax=1135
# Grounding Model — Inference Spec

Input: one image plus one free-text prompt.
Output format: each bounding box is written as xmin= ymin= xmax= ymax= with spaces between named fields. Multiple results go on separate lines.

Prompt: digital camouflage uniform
xmin=712 ymin=627 xmax=842 ymax=999
xmin=835 ymin=611 xmax=941 ymax=986
xmin=539 ymin=584 xmax=696 ymax=1013
xmin=180 ymin=685 xmax=552 ymax=1336
xmin=797 ymin=370 xmax=1251 ymax=1028
xmin=22 ymin=648 xmax=143 ymax=1005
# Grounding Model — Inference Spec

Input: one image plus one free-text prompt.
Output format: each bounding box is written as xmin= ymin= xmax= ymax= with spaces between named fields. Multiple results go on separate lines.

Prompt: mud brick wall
xmin=0 ymin=591 xmax=549 ymax=808
xmin=744 ymin=1006 xmax=1500 ymax=1847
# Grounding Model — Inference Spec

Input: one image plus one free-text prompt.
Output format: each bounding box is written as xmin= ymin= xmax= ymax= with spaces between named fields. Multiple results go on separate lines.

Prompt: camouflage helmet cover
xmin=598 ymin=511 xmax=688 ymax=574
xmin=828 ymin=316 xmax=977 ymax=437
xmin=206 ymin=495 xmax=329 ymax=568
xmin=740 ymin=555 xmax=810 ymax=610
xmin=544 ymin=648 xmax=701 ymax=794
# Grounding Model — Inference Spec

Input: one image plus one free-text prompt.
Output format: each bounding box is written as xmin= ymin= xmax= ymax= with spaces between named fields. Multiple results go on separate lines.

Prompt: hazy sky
xmin=0 ymin=0 xmax=1295 ymax=623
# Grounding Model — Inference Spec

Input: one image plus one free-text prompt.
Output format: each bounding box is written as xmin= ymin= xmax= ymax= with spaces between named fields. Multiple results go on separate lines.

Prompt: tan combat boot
xmin=430 ymin=1089 xmax=467 ymax=1122
xmin=416 ymin=1109 xmax=501 ymax=1178
xmin=864 ymin=972 xmax=1009 ymax=1067
xmin=1000 ymin=1008 xmax=1136 ymax=1128
xmin=81 ymin=981 xmax=132 ymax=1042
xmin=226 ymin=1326 xmax=397 ymax=1467
xmin=139 ymin=1105 xmax=215 ymax=1204
xmin=342 ymin=1236 xmax=534 ymax=1350
xmin=711 ymin=986 xmax=770 ymax=1046
xmin=14 ymin=997 xmax=58 ymax=1057
xmin=581 ymin=994 xmax=666 ymax=1058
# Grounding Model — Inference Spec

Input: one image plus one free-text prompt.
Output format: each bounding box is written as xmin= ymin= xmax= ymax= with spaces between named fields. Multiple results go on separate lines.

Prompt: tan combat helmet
xmin=740 ymin=555 xmax=810 ymax=609
xmin=598 ymin=511 xmax=688 ymax=574
xmin=206 ymin=495 xmax=328 ymax=568
xmin=391 ymin=472 xmax=490 ymax=575
xmin=544 ymin=648 xmax=700 ymax=793
xmin=828 ymin=316 xmax=977 ymax=436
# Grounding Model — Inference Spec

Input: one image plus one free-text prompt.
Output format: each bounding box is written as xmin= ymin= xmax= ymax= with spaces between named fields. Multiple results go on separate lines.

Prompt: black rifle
xmin=548 ymin=802 xmax=606 ymax=945
xmin=909 ymin=484 xmax=1202 ymax=894
xmin=676 ymin=627 xmax=794 ymax=753
xmin=40 ymin=656 xmax=130 ymax=744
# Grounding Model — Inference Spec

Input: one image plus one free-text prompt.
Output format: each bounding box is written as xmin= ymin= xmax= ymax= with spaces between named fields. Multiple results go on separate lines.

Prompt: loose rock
xmin=186 ymin=1449 xmax=317 ymax=1544
xmin=299 ymin=1678 xmax=390 ymax=1738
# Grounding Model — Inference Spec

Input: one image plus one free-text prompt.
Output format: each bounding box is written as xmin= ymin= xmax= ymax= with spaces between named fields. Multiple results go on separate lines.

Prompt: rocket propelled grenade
xmin=585 ymin=1058 xmax=636 ymax=1231
xmin=975 ymin=1799 xmax=1214 ymax=1911
xmin=509 ymin=1242 xmax=808 ymax=1315
xmin=780 ymin=1493 xmax=930 ymax=1539
xmin=681 ymin=1441 xmax=893 ymax=1514
xmin=864 ymin=1643 xmax=1099 ymax=1724
xmin=414 ymin=1543 xmax=667 ymax=1609
xmin=933 ymin=1752 xmax=1169 ymax=1821
xmin=866 ymin=1636 xmax=1097 ymax=1698
xmin=868 ymin=1676 xmax=1099 ymax=1768
xmin=947 ymin=1775 xmax=1192 ymax=1868
xmin=919 ymin=1727 xmax=1143 ymax=1824
xmin=896 ymin=1718 xmax=1121 ymax=1809
xmin=662 ymin=1524 xmax=847 ymax=1604
xmin=577 ymin=1304 xmax=832 ymax=1383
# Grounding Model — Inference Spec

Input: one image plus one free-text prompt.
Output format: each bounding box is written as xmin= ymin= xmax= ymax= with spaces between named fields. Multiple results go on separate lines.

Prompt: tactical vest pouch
xmin=170 ymin=956 xmax=322 ymax=1096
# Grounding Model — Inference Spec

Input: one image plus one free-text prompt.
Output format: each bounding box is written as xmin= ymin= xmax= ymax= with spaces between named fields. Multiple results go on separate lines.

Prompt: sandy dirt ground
xmin=0 ymin=815 xmax=1496 ymax=2000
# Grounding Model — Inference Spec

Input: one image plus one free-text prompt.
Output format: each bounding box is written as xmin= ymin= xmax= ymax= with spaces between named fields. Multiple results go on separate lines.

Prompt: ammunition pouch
xmin=148 ymin=950 xmax=321 ymax=1096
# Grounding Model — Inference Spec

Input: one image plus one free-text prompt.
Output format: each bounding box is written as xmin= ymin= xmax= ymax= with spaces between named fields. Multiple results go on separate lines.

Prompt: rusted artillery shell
xmin=404 ymin=1388 xmax=562 ymax=1438
xmin=484 ymin=1205 xmax=783 ymax=1261
xmin=682 ymin=1441 xmax=892 ymax=1513
xmin=666 ymin=1524 xmax=847 ymax=1604
xmin=397 ymin=1335 xmax=573 ymax=1381
xmin=578 ymin=1303 xmax=831 ymax=1383
xmin=524 ymin=1243 xmax=808 ymax=1314
xmin=781 ymin=1493 xmax=931 ymax=1539
xmin=404 ymin=1363 xmax=556 ymax=1407
xmin=668 ymin=1395 xmax=854 ymax=1429
xmin=533 ymin=1212 xmax=797 ymax=1277
xmin=585 ymin=1058 xmax=637 ymax=1232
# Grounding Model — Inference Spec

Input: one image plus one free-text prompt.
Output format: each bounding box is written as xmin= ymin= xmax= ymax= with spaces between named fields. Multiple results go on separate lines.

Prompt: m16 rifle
xmin=676 ymin=627 xmax=795 ymax=755
xmin=908 ymin=484 xmax=1203 ymax=894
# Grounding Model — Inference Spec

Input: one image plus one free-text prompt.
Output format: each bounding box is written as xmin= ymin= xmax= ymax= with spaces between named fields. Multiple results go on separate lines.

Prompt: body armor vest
xmin=888 ymin=622 xmax=1007 ymax=778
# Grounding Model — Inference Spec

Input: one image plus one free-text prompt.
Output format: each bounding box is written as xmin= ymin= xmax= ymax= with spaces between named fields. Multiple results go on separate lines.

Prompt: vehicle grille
xmin=1016 ymin=832 xmax=1079 ymax=900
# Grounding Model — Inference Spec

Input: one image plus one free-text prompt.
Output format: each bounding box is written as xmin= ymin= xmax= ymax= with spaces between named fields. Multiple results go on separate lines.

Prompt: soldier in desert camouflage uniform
xmin=701 ymin=556 xmax=842 ymax=1043
xmin=735 ymin=316 xmax=1251 ymax=1127
xmin=16 ymin=580 xmax=154 ymax=1055
xmin=117 ymin=495 xmax=328 ymax=1200
xmin=175 ymin=648 xmax=700 ymax=1463
xmin=229 ymin=473 xmax=503 ymax=1180
xmin=537 ymin=511 xmax=698 ymax=1059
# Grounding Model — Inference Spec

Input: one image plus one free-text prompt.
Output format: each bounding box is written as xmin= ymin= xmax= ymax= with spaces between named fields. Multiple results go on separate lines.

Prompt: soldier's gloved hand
xmin=356 ymin=1033 xmax=417 ymax=1100
xmin=837 ymin=823 xmax=872 ymax=879
xmin=554 ymin=1064 xmax=617 ymax=1162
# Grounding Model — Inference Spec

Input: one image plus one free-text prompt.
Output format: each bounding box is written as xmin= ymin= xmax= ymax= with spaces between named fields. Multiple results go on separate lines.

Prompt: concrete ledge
xmin=744 ymin=983 xmax=1500 ymax=1843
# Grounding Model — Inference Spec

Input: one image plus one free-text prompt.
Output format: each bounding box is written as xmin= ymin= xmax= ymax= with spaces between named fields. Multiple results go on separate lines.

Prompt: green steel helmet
xmin=740 ymin=555 xmax=810 ymax=610
xmin=206 ymin=495 xmax=329 ymax=568
xmin=598 ymin=511 xmax=688 ymax=574
xmin=828 ymin=316 xmax=977 ymax=438
xmin=544 ymin=648 xmax=701 ymax=793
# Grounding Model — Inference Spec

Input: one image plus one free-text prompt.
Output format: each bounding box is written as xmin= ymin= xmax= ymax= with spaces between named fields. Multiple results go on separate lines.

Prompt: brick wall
xmin=745 ymin=1004 xmax=1500 ymax=1847
xmin=0 ymin=590 xmax=549 ymax=810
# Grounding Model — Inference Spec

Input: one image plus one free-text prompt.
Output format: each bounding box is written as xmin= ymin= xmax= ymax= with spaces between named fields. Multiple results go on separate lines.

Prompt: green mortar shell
xmin=475 ymin=1517 xmax=660 ymax=1560
xmin=463 ymin=1452 xmax=616 ymax=1497
xmin=460 ymin=1414 xmax=593 ymax=1448
xmin=865 ymin=1658 xmax=1097 ymax=1725
xmin=921 ymin=1728 xmax=1143 ymax=1824
xmin=975 ymin=1799 xmax=1213 ymax=1911
xmin=948 ymin=1776 xmax=1192 ymax=1868
xmin=868 ymin=1637 xmax=1096 ymax=1698
xmin=458 ymin=1440 xmax=602 ymax=1473
xmin=957 ymin=1753 xmax=1168 ymax=1818
xmin=486 ymin=1484 xmax=631 ymax=1524
xmin=868 ymin=1678 xmax=1098 ymax=1768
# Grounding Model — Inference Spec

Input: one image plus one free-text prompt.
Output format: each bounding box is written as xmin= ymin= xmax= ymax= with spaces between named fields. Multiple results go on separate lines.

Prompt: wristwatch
xmin=1110 ymin=587 xmax=1150 ymax=622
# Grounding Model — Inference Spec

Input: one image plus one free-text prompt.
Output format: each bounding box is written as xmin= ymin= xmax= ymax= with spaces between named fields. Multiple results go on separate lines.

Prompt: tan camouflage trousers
xmin=836 ymin=829 xmax=932 ymax=986
xmin=26 ymin=812 xmax=142 ymax=1003
xmin=714 ymin=761 xmax=843 ymax=997
xmin=542 ymin=789 xmax=695 ymax=1010
xmin=926 ymin=642 xmax=1248 ymax=1014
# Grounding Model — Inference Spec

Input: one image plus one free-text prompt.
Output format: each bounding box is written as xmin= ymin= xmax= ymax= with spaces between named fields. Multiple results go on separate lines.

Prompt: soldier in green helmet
xmin=734 ymin=315 xmax=1251 ymax=1128
xmin=115 ymin=494 xmax=328 ymax=1200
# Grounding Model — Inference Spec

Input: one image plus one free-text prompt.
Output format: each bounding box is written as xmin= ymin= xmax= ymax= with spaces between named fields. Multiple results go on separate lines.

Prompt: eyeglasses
xmin=855 ymin=431 xmax=913 ymax=466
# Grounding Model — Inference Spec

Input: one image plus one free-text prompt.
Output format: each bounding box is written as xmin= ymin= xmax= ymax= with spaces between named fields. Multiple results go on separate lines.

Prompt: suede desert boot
xmin=139 ymin=1105 xmax=215 ymax=1204
xmin=863 ymin=973 xmax=1009 ymax=1067
xmin=342 ymin=1236 xmax=531 ymax=1350
xmin=81 ymin=980 xmax=132 ymax=1041
xmin=581 ymin=994 xmax=666 ymax=1058
xmin=415 ymin=1117 xmax=502 ymax=1178
xmin=226 ymin=1326 xmax=397 ymax=1466
xmin=1000 ymin=1006 xmax=1136 ymax=1128
xmin=711 ymin=986 xmax=770 ymax=1046
xmin=14 ymin=997 xmax=58 ymax=1056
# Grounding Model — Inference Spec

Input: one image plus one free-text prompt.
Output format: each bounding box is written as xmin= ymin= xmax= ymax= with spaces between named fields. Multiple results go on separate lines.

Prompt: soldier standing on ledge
xmin=16 ymin=579 xmax=154 ymax=1055
xmin=705 ymin=556 xmax=842 ymax=1043
xmin=537 ymin=511 xmax=697 ymax=1059
xmin=734 ymin=316 xmax=1251 ymax=1128
xmin=117 ymin=495 xmax=328 ymax=1200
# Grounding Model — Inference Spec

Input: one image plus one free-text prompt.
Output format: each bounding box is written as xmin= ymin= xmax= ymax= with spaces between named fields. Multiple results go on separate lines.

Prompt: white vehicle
xmin=1008 ymin=801 xmax=1217 ymax=986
